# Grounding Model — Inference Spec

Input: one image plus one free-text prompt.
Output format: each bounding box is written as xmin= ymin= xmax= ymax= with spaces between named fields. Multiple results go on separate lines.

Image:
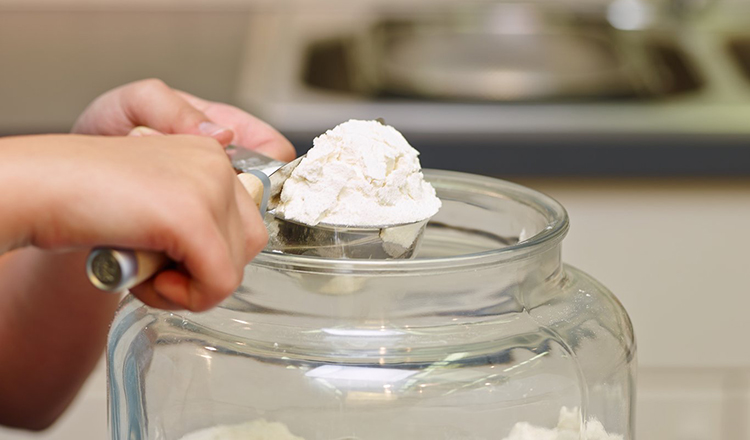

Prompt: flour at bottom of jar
xmin=178 ymin=419 xmax=303 ymax=440
xmin=177 ymin=408 xmax=622 ymax=440
xmin=503 ymin=407 xmax=623 ymax=440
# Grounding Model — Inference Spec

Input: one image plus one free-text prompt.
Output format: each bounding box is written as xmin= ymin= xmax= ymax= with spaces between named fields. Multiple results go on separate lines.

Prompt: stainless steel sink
xmin=302 ymin=4 xmax=703 ymax=102
xmin=234 ymin=1 xmax=750 ymax=176
xmin=728 ymin=37 xmax=750 ymax=85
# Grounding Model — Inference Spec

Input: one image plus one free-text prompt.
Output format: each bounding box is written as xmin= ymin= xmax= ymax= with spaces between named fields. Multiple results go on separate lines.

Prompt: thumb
xmin=76 ymin=79 xmax=235 ymax=146
xmin=122 ymin=79 xmax=235 ymax=146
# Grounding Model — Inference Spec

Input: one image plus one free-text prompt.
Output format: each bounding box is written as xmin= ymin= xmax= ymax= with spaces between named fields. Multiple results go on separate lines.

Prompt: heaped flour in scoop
xmin=275 ymin=119 xmax=441 ymax=227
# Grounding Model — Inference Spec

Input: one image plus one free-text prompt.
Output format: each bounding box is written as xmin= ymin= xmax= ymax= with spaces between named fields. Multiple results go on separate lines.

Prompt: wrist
xmin=0 ymin=135 xmax=62 ymax=253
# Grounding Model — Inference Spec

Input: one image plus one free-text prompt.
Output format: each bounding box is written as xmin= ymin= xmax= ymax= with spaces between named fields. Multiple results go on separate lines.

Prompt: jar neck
xmin=513 ymin=241 xmax=566 ymax=310
xmin=209 ymin=170 xmax=571 ymax=327
xmin=220 ymin=240 xmax=565 ymax=326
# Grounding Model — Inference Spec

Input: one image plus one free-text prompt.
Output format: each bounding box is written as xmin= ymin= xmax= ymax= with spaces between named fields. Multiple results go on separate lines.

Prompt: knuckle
xmin=136 ymin=78 xmax=169 ymax=92
xmin=171 ymin=191 xmax=203 ymax=217
xmin=247 ymin=225 xmax=268 ymax=258
xmin=213 ymin=271 xmax=242 ymax=301
xmin=186 ymin=136 xmax=228 ymax=163
xmin=199 ymin=171 xmax=234 ymax=208
xmin=204 ymin=145 xmax=232 ymax=168
xmin=189 ymin=271 xmax=237 ymax=312
xmin=126 ymin=78 xmax=172 ymax=108
xmin=191 ymin=294 xmax=215 ymax=312
xmin=188 ymin=294 xmax=213 ymax=312
xmin=232 ymin=267 xmax=244 ymax=290
xmin=280 ymin=141 xmax=297 ymax=162
xmin=150 ymin=225 xmax=182 ymax=260
xmin=172 ymin=139 xmax=232 ymax=196
xmin=173 ymin=104 xmax=205 ymax=127
xmin=209 ymin=160 xmax=239 ymax=194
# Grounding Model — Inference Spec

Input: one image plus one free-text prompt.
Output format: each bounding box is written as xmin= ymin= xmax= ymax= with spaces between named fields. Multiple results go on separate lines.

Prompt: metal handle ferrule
xmin=86 ymin=248 xmax=138 ymax=292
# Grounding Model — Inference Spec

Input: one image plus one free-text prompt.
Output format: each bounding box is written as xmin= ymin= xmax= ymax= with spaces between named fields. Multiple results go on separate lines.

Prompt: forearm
xmin=0 ymin=248 xmax=119 ymax=430
xmin=0 ymin=135 xmax=44 ymax=254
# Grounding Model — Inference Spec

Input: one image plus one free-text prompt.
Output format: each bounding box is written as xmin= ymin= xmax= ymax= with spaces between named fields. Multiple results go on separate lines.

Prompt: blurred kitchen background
xmin=1 ymin=0 xmax=749 ymax=439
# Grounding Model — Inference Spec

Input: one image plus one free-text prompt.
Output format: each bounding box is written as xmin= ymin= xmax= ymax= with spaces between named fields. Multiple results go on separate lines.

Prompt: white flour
xmin=177 ymin=409 xmax=622 ymax=440
xmin=179 ymin=419 xmax=303 ymax=440
xmin=275 ymin=119 xmax=441 ymax=227
xmin=502 ymin=407 xmax=623 ymax=440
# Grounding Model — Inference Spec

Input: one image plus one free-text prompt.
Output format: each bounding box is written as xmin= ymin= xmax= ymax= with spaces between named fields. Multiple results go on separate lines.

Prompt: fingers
xmin=73 ymin=78 xmax=294 ymax=161
xmin=127 ymin=211 xmax=240 ymax=312
xmin=126 ymin=127 xmax=250 ymax=310
xmin=73 ymin=79 xmax=234 ymax=146
xmin=123 ymin=148 xmax=267 ymax=312
xmin=171 ymin=212 xmax=244 ymax=312
xmin=234 ymin=177 xmax=269 ymax=262
xmin=177 ymin=91 xmax=297 ymax=162
xmin=129 ymin=276 xmax=185 ymax=311
xmin=67 ymin=77 xmax=292 ymax=313
xmin=176 ymin=180 xmax=268 ymax=312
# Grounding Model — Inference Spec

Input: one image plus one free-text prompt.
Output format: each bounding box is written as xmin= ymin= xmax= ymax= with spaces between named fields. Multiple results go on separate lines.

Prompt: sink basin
xmin=728 ymin=37 xmax=750 ymax=84
xmin=302 ymin=5 xmax=702 ymax=102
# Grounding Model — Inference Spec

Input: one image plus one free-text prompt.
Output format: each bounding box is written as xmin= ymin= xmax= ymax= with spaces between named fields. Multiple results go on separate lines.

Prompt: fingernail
xmin=199 ymin=121 xmax=233 ymax=139
xmin=128 ymin=126 xmax=162 ymax=137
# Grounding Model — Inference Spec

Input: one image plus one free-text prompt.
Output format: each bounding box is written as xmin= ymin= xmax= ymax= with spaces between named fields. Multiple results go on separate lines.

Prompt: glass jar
xmin=108 ymin=170 xmax=636 ymax=440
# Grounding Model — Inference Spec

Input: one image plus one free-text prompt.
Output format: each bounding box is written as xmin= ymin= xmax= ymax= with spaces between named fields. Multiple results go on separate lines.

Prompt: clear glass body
xmin=108 ymin=170 xmax=636 ymax=440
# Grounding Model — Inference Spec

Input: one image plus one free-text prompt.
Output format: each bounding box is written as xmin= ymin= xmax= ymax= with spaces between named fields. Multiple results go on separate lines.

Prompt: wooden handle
xmin=133 ymin=251 xmax=169 ymax=284
xmin=237 ymin=172 xmax=265 ymax=209
xmin=87 ymin=173 xmax=269 ymax=292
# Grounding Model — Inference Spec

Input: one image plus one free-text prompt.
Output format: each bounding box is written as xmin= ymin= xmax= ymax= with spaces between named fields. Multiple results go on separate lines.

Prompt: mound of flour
xmin=179 ymin=419 xmax=304 ymax=440
xmin=275 ymin=119 xmax=441 ymax=227
xmin=177 ymin=408 xmax=622 ymax=440
xmin=503 ymin=407 xmax=623 ymax=440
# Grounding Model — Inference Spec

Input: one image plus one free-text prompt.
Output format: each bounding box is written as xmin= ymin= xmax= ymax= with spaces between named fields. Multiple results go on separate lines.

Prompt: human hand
xmin=72 ymin=78 xmax=296 ymax=162
xmin=1 ymin=134 xmax=267 ymax=312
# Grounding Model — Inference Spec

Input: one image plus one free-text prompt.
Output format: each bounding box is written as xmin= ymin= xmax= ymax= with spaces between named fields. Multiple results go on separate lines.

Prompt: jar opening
xmin=253 ymin=170 xmax=568 ymax=274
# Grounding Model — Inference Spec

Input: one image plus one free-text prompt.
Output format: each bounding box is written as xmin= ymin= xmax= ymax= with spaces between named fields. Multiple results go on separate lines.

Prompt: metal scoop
xmin=86 ymin=147 xmax=426 ymax=292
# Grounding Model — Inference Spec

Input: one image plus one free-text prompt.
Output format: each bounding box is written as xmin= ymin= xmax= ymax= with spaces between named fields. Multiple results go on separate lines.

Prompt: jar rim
xmin=252 ymin=169 xmax=569 ymax=274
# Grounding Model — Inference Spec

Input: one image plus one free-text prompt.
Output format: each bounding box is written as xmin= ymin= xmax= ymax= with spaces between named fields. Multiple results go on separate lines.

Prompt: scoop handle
xmin=86 ymin=172 xmax=267 ymax=292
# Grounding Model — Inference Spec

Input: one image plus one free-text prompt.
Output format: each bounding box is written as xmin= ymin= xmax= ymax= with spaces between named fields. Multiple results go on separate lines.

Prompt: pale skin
xmin=0 ymin=79 xmax=295 ymax=430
